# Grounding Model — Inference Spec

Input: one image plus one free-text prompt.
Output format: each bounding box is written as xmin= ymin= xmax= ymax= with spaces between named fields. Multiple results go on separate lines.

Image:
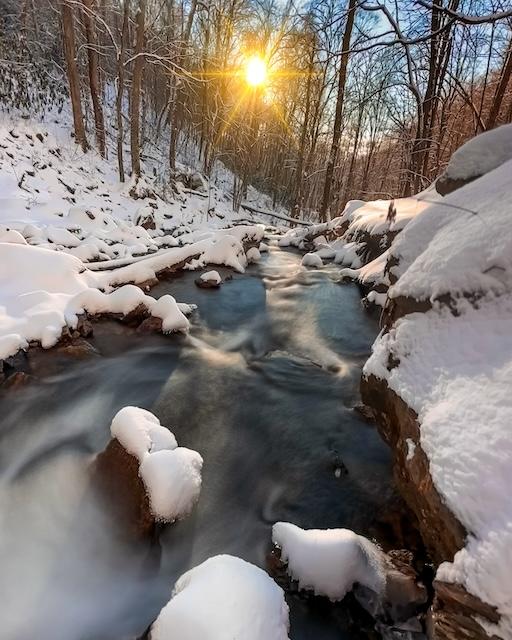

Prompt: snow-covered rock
xmin=110 ymin=407 xmax=202 ymax=522
xmin=441 ymin=123 xmax=512 ymax=182
xmin=0 ymin=229 xmax=27 ymax=244
xmin=301 ymin=252 xmax=323 ymax=268
xmin=201 ymin=270 xmax=222 ymax=284
xmin=150 ymin=555 xmax=290 ymax=640
xmin=272 ymin=522 xmax=386 ymax=601
xmin=246 ymin=246 xmax=261 ymax=263
xmin=362 ymin=134 xmax=512 ymax=638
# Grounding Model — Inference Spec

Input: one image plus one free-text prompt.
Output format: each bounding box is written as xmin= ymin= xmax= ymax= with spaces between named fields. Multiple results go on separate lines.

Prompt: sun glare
xmin=245 ymin=55 xmax=267 ymax=87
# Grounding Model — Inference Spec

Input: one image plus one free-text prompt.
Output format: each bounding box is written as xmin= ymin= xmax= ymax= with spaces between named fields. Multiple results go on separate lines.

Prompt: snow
xmin=139 ymin=447 xmax=203 ymax=522
xmin=272 ymin=522 xmax=386 ymax=601
xmin=246 ymin=246 xmax=261 ymax=263
xmin=200 ymin=270 xmax=221 ymax=284
xmin=388 ymin=159 xmax=512 ymax=303
xmin=150 ymin=555 xmax=290 ymax=640
xmin=110 ymin=406 xmax=177 ymax=459
xmin=364 ymin=150 xmax=512 ymax=637
xmin=110 ymin=407 xmax=203 ymax=522
xmin=441 ymin=123 xmax=512 ymax=181
xmin=334 ymin=242 xmax=362 ymax=268
xmin=301 ymin=252 xmax=323 ymax=268
xmin=0 ymin=109 xmax=270 ymax=359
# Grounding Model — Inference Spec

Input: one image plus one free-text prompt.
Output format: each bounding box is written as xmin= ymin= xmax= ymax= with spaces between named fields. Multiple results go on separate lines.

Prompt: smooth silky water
xmin=0 ymin=247 xmax=397 ymax=639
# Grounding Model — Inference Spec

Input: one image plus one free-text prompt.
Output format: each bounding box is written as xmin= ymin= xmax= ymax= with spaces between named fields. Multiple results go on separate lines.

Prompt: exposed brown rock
xmin=56 ymin=338 xmax=99 ymax=359
xmin=429 ymin=581 xmax=500 ymax=640
xmin=361 ymin=374 xmax=466 ymax=564
xmin=435 ymin=174 xmax=479 ymax=196
xmin=2 ymin=371 xmax=33 ymax=390
xmin=92 ymin=438 xmax=157 ymax=541
xmin=137 ymin=316 xmax=163 ymax=333
xmin=195 ymin=277 xmax=221 ymax=289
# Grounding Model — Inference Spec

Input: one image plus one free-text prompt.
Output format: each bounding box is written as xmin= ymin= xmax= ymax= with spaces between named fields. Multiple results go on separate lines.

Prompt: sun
xmin=245 ymin=55 xmax=267 ymax=87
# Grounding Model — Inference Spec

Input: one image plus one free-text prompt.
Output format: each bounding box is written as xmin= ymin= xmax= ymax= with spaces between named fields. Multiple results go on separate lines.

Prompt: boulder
xmin=92 ymin=438 xmax=157 ymax=540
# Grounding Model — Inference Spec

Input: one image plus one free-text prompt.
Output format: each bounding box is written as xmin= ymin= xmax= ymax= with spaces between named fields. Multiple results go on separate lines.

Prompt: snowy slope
xmin=0 ymin=110 xmax=269 ymax=361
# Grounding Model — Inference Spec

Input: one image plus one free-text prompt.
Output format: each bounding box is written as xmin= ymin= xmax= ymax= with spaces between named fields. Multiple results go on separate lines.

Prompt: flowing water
xmin=0 ymin=247 xmax=398 ymax=639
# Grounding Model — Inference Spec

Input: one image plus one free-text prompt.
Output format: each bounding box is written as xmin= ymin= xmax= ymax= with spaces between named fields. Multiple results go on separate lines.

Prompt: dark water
xmin=0 ymin=248 xmax=396 ymax=639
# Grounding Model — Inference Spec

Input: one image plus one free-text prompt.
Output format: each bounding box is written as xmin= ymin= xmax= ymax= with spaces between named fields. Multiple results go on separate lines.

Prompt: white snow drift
xmin=272 ymin=522 xmax=386 ymax=601
xmin=0 ymin=243 xmax=191 ymax=360
xmin=150 ymin=555 xmax=290 ymax=640
xmin=110 ymin=407 xmax=202 ymax=522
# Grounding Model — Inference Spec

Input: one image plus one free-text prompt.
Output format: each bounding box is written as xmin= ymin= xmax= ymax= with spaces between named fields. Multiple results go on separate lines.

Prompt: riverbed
xmin=0 ymin=247 xmax=398 ymax=639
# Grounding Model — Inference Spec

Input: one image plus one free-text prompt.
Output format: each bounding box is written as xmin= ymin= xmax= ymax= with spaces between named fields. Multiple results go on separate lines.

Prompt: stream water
xmin=0 ymin=247 xmax=399 ymax=640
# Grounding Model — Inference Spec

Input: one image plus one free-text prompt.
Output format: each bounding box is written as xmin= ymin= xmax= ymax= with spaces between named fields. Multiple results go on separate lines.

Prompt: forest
xmin=1 ymin=0 xmax=511 ymax=219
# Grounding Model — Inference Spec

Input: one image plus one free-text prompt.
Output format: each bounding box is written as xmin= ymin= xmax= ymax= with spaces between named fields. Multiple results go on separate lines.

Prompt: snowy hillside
xmin=0 ymin=111 xmax=271 ymax=363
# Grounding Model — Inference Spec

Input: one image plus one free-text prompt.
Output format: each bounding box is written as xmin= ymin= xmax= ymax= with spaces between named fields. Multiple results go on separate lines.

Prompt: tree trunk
xmin=291 ymin=35 xmax=315 ymax=221
xmin=169 ymin=0 xmax=198 ymax=172
xmin=130 ymin=0 xmax=145 ymax=178
xmin=486 ymin=35 xmax=512 ymax=130
xmin=61 ymin=1 xmax=88 ymax=152
xmin=82 ymin=0 xmax=105 ymax=157
xmin=116 ymin=0 xmax=129 ymax=182
xmin=319 ymin=0 xmax=357 ymax=222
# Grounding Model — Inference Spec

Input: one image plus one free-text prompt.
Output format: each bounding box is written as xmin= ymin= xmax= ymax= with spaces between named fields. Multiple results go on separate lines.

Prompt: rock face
xmin=361 ymin=375 xmax=465 ymax=565
xmin=429 ymin=581 xmax=501 ymax=640
xmin=92 ymin=438 xmax=158 ymax=540
xmin=361 ymin=375 xmax=501 ymax=640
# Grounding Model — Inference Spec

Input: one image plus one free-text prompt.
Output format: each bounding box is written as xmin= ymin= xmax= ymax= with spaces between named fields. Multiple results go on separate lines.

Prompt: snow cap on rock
xmin=151 ymin=555 xmax=290 ymax=640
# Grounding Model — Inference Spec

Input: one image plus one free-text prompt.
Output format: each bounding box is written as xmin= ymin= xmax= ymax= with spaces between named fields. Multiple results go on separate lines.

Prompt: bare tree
xmin=130 ymin=0 xmax=145 ymax=178
xmin=320 ymin=0 xmax=357 ymax=222
xmin=61 ymin=0 xmax=88 ymax=152
xmin=82 ymin=0 xmax=105 ymax=157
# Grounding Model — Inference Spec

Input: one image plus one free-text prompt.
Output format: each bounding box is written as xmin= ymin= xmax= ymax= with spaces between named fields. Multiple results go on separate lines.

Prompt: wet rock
xmin=137 ymin=316 xmax=163 ymax=334
xmin=195 ymin=277 xmax=221 ymax=289
xmin=354 ymin=402 xmax=375 ymax=422
xmin=361 ymin=374 xmax=466 ymax=564
xmin=119 ymin=302 xmax=150 ymax=326
xmin=76 ymin=314 xmax=94 ymax=338
xmin=429 ymin=581 xmax=500 ymax=640
xmin=56 ymin=338 xmax=99 ymax=359
xmin=92 ymin=438 xmax=157 ymax=540
xmin=269 ymin=539 xmax=428 ymax=636
xmin=2 ymin=371 xmax=33 ymax=390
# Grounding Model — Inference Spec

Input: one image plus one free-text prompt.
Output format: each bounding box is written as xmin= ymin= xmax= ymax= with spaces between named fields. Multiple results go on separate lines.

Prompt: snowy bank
xmin=150 ymin=555 xmax=290 ymax=640
xmin=0 ymin=243 xmax=191 ymax=360
xmin=361 ymin=128 xmax=512 ymax=639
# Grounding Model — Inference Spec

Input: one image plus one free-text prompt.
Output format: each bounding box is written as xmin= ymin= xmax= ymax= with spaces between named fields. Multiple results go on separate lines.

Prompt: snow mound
xmin=247 ymin=246 xmax=261 ymax=263
xmin=151 ymin=555 xmax=290 ymax=640
xmin=388 ymin=158 xmax=512 ymax=302
xmin=0 ymin=243 xmax=190 ymax=360
xmin=110 ymin=407 xmax=202 ymax=522
xmin=442 ymin=123 xmax=512 ymax=181
xmin=272 ymin=522 xmax=386 ymax=601
xmin=301 ymin=253 xmax=323 ymax=268
xmin=200 ymin=270 xmax=221 ymax=284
